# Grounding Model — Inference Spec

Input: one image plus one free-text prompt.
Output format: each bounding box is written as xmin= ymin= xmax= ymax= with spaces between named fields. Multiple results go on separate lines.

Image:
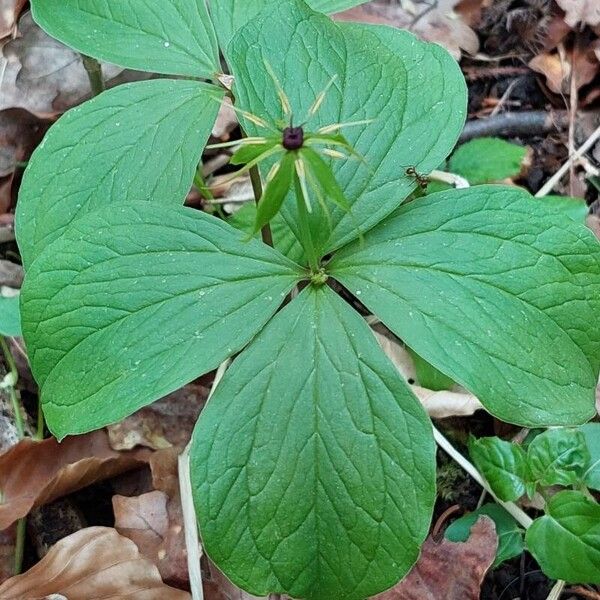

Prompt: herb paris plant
xmin=15 ymin=0 xmax=600 ymax=598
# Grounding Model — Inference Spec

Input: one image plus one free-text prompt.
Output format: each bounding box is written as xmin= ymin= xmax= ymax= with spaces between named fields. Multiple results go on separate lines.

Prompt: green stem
xmin=293 ymin=174 xmax=320 ymax=273
xmin=13 ymin=518 xmax=25 ymax=575
xmin=1 ymin=337 xmax=24 ymax=439
xmin=81 ymin=55 xmax=105 ymax=96
xmin=249 ymin=166 xmax=274 ymax=247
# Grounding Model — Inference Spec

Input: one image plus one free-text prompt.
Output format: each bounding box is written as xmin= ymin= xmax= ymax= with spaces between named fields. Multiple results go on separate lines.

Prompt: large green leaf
xmin=527 ymin=491 xmax=600 ymax=583
xmin=0 ymin=296 xmax=21 ymax=337
xmin=21 ymin=203 xmax=301 ymax=439
xmin=191 ymin=285 xmax=435 ymax=600
xmin=210 ymin=0 xmax=369 ymax=48
xmin=229 ymin=0 xmax=466 ymax=257
xmin=527 ymin=428 xmax=590 ymax=487
xmin=31 ymin=0 xmax=220 ymax=77
xmin=469 ymin=437 xmax=530 ymax=502
xmin=330 ymin=185 xmax=600 ymax=426
xmin=16 ymin=80 xmax=223 ymax=269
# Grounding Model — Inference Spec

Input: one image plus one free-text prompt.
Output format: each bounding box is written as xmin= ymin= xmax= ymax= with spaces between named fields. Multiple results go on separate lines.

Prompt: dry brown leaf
xmin=1 ymin=13 xmax=123 ymax=115
xmin=114 ymin=448 xmax=188 ymax=587
xmin=372 ymin=517 xmax=497 ymax=600
xmin=0 ymin=526 xmax=191 ymax=599
xmin=374 ymin=330 xmax=484 ymax=418
xmin=0 ymin=430 xmax=151 ymax=529
xmin=107 ymin=383 xmax=209 ymax=451
xmin=0 ymin=12 xmax=148 ymax=116
xmin=529 ymin=48 xmax=599 ymax=95
xmin=336 ymin=0 xmax=479 ymax=60
xmin=556 ymin=0 xmax=600 ymax=28
xmin=113 ymin=492 xmax=171 ymax=567
xmin=0 ymin=0 xmax=26 ymax=38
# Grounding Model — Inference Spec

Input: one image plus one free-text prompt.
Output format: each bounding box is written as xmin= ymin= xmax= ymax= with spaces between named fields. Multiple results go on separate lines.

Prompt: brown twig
xmin=462 ymin=65 xmax=530 ymax=82
xmin=568 ymin=37 xmax=579 ymax=196
xmin=565 ymin=586 xmax=600 ymax=600
xmin=459 ymin=110 xmax=570 ymax=142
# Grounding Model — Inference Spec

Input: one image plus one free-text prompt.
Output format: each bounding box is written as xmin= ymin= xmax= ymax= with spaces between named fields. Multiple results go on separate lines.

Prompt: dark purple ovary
xmin=282 ymin=126 xmax=304 ymax=150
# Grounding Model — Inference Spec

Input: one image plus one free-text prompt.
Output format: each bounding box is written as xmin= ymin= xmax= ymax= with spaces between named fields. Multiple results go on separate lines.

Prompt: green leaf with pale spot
xmin=445 ymin=503 xmax=524 ymax=567
xmin=31 ymin=0 xmax=220 ymax=77
xmin=469 ymin=436 xmax=530 ymax=501
xmin=229 ymin=0 xmax=466 ymax=257
xmin=191 ymin=285 xmax=435 ymax=600
xmin=527 ymin=428 xmax=590 ymax=487
xmin=21 ymin=203 xmax=301 ymax=439
xmin=526 ymin=491 xmax=600 ymax=583
xmin=448 ymin=138 xmax=527 ymax=184
xmin=16 ymin=79 xmax=223 ymax=269
xmin=0 ymin=296 xmax=21 ymax=337
xmin=330 ymin=185 xmax=600 ymax=426
xmin=210 ymin=0 xmax=369 ymax=47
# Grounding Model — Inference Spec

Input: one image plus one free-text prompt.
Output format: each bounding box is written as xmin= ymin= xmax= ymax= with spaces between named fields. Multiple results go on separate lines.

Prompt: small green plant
xmin=470 ymin=425 xmax=600 ymax=582
xmin=14 ymin=0 xmax=600 ymax=597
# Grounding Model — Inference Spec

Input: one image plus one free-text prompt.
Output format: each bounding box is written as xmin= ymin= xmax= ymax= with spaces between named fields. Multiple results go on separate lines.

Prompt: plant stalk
xmin=249 ymin=165 xmax=274 ymax=247
xmin=81 ymin=55 xmax=105 ymax=96
xmin=293 ymin=174 xmax=320 ymax=273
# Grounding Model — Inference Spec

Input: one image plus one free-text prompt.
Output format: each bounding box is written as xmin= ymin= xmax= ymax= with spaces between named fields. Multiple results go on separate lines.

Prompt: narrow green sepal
xmin=253 ymin=152 xmax=296 ymax=234
xmin=230 ymin=140 xmax=280 ymax=165
xmin=300 ymin=147 xmax=350 ymax=212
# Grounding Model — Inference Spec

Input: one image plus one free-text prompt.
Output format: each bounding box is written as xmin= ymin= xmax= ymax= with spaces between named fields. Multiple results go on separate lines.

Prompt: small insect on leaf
xmin=253 ymin=152 xmax=296 ymax=234
xmin=406 ymin=166 xmax=430 ymax=190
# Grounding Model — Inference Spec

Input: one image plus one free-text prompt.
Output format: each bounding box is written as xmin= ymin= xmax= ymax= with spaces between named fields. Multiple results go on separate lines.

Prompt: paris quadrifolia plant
xmin=15 ymin=0 xmax=600 ymax=598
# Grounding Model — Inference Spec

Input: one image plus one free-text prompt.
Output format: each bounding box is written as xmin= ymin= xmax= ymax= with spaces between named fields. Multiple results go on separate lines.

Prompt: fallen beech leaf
xmin=0 ymin=0 xmax=26 ymax=38
xmin=336 ymin=0 xmax=479 ymax=60
xmin=1 ymin=12 xmax=126 ymax=116
xmin=374 ymin=330 xmax=484 ymax=418
xmin=0 ymin=430 xmax=150 ymax=529
xmin=529 ymin=48 xmax=599 ymax=95
xmin=0 ymin=526 xmax=190 ymax=599
xmin=372 ymin=517 xmax=497 ymax=600
xmin=556 ymin=0 xmax=600 ymax=28
xmin=107 ymin=383 xmax=209 ymax=451
xmin=114 ymin=449 xmax=188 ymax=587
xmin=113 ymin=492 xmax=170 ymax=569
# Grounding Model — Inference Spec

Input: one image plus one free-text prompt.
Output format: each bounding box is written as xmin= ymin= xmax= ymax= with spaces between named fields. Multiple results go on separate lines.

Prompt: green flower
xmin=209 ymin=64 xmax=370 ymax=239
